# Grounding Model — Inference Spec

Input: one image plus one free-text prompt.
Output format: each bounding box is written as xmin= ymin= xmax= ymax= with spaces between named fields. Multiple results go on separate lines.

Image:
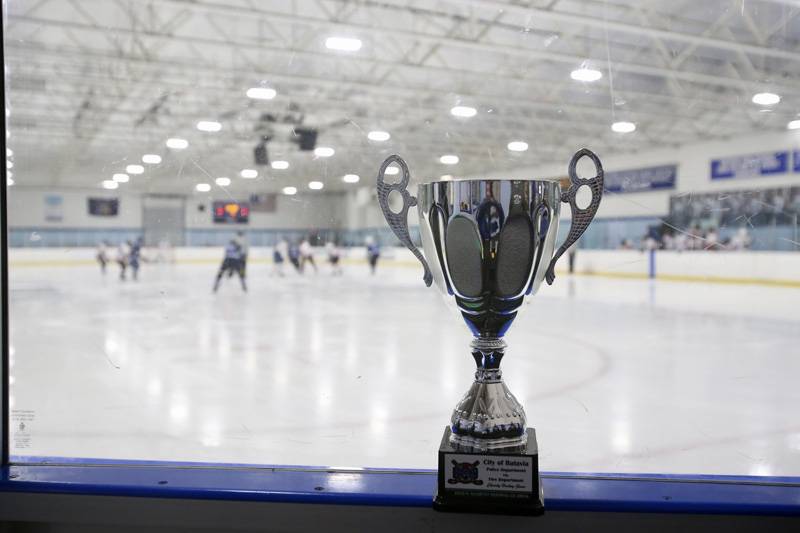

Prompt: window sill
xmin=1 ymin=461 xmax=799 ymax=516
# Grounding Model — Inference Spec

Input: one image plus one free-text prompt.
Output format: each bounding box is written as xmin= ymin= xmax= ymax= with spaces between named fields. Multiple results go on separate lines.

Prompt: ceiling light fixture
xmin=195 ymin=183 xmax=211 ymax=192
xmin=570 ymin=67 xmax=603 ymax=82
xmin=367 ymin=130 xmax=391 ymax=142
xmin=450 ymin=106 xmax=477 ymax=118
xmin=787 ymin=119 xmax=800 ymax=130
xmin=240 ymin=169 xmax=258 ymax=178
xmin=271 ymin=160 xmax=290 ymax=170
xmin=282 ymin=186 xmax=297 ymax=195
xmin=507 ymin=141 xmax=529 ymax=152
xmin=308 ymin=181 xmax=324 ymax=190
xmin=439 ymin=154 xmax=459 ymax=165
xmin=215 ymin=177 xmax=231 ymax=187
xmin=611 ymin=121 xmax=636 ymax=133
xmin=325 ymin=36 xmax=362 ymax=52
xmin=196 ymin=120 xmax=222 ymax=132
xmin=126 ymin=164 xmax=144 ymax=174
xmin=7 ymin=178 xmax=13 ymax=186
xmin=142 ymin=154 xmax=162 ymax=164
xmin=246 ymin=87 xmax=277 ymax=100
xmin=166 ymin=138 xmax=189 ymax=149
xmin=102 ymin=180 xmax=119 ymax=190
xmin=343 ymin=174 xmax=360 ymax=183
xmin=112 ymin=173 xmax=129 ymax=183
xmin=314 ymin=147 xmax=335 ymax=157
xmin=752 ymin=92 xmax=780 ymax=106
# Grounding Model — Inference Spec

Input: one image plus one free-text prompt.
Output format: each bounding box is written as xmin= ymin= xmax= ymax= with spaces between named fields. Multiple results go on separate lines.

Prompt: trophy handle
xmin=377 ymin=155 xmax=433 ymax=287
xmin=545 ymin=148 xmax=604 ymax=285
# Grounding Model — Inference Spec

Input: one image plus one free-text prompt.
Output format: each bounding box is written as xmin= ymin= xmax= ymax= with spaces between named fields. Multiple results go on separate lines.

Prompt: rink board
xmin=8 ymin=246 xmax=800 ymax=287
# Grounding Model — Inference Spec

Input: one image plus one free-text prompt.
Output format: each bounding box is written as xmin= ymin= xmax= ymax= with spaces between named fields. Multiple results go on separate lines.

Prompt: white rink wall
xmin=9 ymin=247 xmax=800 ymax=285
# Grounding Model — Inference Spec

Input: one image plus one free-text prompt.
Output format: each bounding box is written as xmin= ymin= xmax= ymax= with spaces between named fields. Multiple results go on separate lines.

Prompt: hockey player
xmin=366 ymin=236 xmax=380 ymax=275
xmin=213 ymin=239 xmax=247 ymax=292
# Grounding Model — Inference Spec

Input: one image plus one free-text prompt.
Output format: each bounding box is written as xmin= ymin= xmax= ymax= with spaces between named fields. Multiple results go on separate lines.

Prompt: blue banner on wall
xmin=603 ymin=164 xmax=677 ymax=193
xmin=710 ymin=151 xmax=789 ymax=180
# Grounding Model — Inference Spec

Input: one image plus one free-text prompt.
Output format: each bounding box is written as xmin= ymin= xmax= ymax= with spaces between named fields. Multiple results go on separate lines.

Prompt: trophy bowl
xmin=377 ymin=149 xmax=604 ymax=455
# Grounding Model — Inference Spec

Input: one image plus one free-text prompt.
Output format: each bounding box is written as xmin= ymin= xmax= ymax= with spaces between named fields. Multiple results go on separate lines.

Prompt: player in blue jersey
xmin=129 ymin=237 xmax=143 ymax=281
xmin=366 ymin=236 xmax=380 ymax=275
xmin=288 ymin=241 xmax=302 ymax=273
xmin=213 ymin=239 xmax=247 ymax=292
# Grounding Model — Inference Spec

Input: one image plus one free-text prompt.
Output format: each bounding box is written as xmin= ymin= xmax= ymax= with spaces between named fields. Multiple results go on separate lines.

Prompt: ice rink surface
xmin=8 ymin=256 xmax=800 ymax=476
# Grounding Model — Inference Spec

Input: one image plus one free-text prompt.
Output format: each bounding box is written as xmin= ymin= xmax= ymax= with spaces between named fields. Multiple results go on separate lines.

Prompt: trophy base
xmin=433 ymin=427 xmax=544 ymax=516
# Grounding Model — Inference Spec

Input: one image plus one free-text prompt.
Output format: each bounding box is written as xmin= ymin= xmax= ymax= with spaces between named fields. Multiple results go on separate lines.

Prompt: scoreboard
xmin=213 ymin=201 xmax=250 ymax=224
xmin=88 ymin=198 xmax=119 ymax=217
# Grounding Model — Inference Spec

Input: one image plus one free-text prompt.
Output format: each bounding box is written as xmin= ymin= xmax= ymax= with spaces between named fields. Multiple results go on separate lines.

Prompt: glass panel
xmin=4 ymin=0 xmax=800 ymax=477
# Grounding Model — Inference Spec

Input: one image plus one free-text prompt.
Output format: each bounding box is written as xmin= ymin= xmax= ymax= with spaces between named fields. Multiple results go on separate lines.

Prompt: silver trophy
xmin=377 ymin=149 xmax=603 ymax=514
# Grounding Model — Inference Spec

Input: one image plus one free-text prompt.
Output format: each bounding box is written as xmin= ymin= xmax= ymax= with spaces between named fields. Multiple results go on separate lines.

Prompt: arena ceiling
xmin=5 ymin=0 xmax=800 ymax=195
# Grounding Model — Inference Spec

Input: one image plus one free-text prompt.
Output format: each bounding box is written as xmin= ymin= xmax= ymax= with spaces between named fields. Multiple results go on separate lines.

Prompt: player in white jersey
xmin=299 ymin=238 xmax=317 ymax=274
xmin=116 ymin=241 xmax=131 ymax=281
xmin=326 ymin=241 xmax=342 ymax=276
xmin=96 ymin=241 xmax=109 ymax=275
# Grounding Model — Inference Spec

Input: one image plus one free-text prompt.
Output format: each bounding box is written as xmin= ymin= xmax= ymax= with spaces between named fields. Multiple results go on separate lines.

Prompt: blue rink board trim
xmin=2 ymin=459 xmax=800 ymax=516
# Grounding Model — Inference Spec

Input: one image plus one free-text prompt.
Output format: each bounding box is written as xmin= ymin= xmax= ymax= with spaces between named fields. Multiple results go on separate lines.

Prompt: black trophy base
xmin=433 ymin=427 xmax=544 ymax=516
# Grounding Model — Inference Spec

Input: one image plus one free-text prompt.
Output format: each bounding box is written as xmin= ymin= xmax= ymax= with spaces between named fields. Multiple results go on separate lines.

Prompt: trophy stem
xmin=449 ymin=338 xmax=528 ymax=452
xmin=471 ymin=337 xmax=506 ymax=380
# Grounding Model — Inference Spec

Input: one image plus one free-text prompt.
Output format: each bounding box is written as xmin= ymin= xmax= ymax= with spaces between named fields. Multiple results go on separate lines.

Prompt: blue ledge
xmin=1 ymin=461 xmax=799 ymax=516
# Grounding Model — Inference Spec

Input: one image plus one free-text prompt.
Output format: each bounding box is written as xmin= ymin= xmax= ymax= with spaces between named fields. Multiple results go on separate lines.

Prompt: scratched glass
xmin=3 ymin=0 xmax=800 ymax=477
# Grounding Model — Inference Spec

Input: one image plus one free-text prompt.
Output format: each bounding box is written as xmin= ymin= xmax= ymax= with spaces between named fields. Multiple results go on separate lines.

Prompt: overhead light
xmin=240 ymin=169 xmax=258 ymax=178
xmin=166 ymin=138 xmax=189 ymax=149
xmin=215 ymin=177 xmax=231 ymax=187
xmin=507 ymin=141 xmax=529 ymax=152
xmin=196 ymin=120 xmax=222 ymax=132
xmin=343 ymin=174 xmax=360 ymax=183
xmin=308 ymin=181 xmax=324 ymax=190
xmin=440 ymin=154 xmax=459 ymax=165
xmin=6 ymin=160 xmax=12 ymax=169
xmin=7 ymin=171 xmax=11 ymax=178
xmin=384 ymin=165 xmax=400 ymax=175
xmin=195 ymin=183 xmax=211 ymax=192
xmin=282 ymin=186 xmax=297 ymax=195
xmin=112 ymin=173 xmax=129 ymax=183
xmin=142 ymin=154 xmax=162 ymax=164
xmin=271 ymin=160 xmax=290 ymax=170
xmin=102 ymin=180 xmax=119 ymax=190
xmin=450 ymin=106 xmax=477 ymax=118
xmin=752 ymin=92 xmax=780 ymax=106
xmin=570 ymin=67 xmax=603 ymax=82
xmin=325 ymin=36 xmax=362 ymax=52
xmin=126 ymin=164 xmax=144 ymax=174
xmin=246 ymin=87 xmax=277 ymax=100
xmin=7 ymin=177 xmax=13 ymax=186
xmin=787 ymin=120 xmax=800 ymax=130
xmin=611 ymin=121 xmax=636 ymax=133
xmin=367 ymin=130 xmax=391 ymax=142
xmin=440 ymin=174 xmax=453 ymax=181
xmin=314 ymin=146 xmax=335 ymax=157
xmin=6 ymin=148 xmax=12 ymax=157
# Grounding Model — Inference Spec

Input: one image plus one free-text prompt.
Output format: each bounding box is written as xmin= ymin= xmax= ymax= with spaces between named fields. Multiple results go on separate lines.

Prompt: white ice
xmin=9 ymin=257 xmax=800 ymax=476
